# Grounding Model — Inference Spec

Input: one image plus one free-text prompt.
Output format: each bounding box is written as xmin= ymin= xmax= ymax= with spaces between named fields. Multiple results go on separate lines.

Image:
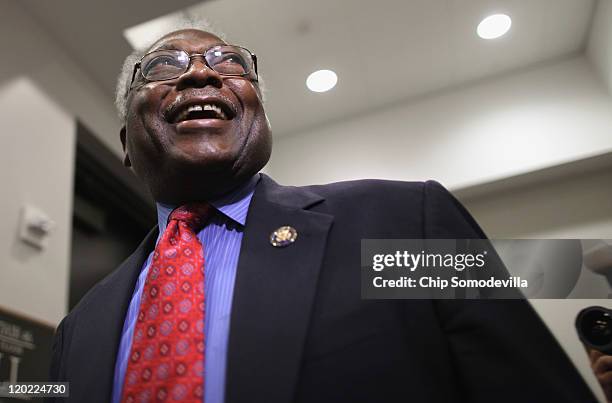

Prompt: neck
xmin=151 ymin=171 xmax=255 ymax=205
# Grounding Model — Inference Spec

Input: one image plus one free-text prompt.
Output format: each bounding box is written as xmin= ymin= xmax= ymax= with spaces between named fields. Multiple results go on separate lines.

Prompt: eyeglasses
xmin=129 ymin=45 xmax=258 ymax=89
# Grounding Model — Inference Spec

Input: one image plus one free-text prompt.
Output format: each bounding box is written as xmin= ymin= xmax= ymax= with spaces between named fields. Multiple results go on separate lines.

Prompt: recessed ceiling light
xmin=306 ymin=70 xmax=338 ymax=93
xmin=477 ymin=14 xmax=512 ymax=39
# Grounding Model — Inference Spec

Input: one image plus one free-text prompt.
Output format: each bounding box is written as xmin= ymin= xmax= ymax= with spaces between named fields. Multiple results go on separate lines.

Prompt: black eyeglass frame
xmin=128 ymin=45 xmax=259 ymax=90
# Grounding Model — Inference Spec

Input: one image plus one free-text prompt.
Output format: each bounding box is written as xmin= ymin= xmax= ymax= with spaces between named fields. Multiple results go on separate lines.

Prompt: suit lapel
xmin=68 ymin=227 xmax=158 ymax=402
xmin=226 ymin=175 xmax=334 ymax=403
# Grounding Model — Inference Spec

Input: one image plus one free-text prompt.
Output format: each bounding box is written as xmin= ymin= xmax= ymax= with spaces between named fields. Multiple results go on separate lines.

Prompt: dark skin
xmin=587 ymin=348 xmax=612 ymax=402
xmin=120 ymin=29 xmax=272 ymax=204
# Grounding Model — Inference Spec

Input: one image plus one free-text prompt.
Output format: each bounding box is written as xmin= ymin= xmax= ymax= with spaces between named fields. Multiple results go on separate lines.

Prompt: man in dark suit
xmin=50 ymin=28 xmax=598 ymax=402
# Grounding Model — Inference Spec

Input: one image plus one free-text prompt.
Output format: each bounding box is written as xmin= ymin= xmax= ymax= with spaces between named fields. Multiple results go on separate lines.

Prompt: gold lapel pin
xmin=270 ymin=226 xmax=298 ymax=247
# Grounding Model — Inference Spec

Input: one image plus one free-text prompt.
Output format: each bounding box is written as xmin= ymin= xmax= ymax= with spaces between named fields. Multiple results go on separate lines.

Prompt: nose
xmin=175 ymin=55 xmax=223 ymax=90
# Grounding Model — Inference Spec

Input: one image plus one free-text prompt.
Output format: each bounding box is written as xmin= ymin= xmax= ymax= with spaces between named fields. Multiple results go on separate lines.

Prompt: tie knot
xmin=168 ymin=202 xmax=213 ymax=232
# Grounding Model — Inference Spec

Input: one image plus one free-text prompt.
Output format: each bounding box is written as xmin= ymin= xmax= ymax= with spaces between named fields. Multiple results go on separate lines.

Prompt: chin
xmin=169 ymin=139 xmax=241 ymax=168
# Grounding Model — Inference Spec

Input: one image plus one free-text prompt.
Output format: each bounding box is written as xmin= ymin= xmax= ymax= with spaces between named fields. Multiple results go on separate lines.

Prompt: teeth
xmin=175 ymin=103 xmax=228 ymax=122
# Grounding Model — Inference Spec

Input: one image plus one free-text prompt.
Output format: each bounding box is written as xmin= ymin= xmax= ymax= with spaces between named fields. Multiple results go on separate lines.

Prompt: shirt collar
xmin=156 ymin=173 xmax=260 ymax=234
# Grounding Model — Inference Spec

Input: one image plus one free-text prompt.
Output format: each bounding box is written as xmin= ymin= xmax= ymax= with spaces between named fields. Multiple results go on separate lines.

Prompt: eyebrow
xmin=154 ymin=44 xmax=181 ymax=51
xmin=152 ymin=42 xmax=227 ymax=52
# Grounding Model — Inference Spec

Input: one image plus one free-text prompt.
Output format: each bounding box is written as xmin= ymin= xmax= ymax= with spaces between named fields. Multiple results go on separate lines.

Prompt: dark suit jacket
xmin=50 ymin=174 xmax=597 ymax=402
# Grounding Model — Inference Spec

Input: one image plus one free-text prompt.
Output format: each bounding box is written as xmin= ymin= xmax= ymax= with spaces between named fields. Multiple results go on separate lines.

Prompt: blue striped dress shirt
xmin=111 ymin=174 xmax=260 ymax=403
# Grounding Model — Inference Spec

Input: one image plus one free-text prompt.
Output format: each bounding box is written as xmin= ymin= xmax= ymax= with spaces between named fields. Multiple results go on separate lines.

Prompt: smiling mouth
xmin=174 ymin=103 xmax=229 ymax=122
xmin=167 ymin=96 xmax=238 ymax=125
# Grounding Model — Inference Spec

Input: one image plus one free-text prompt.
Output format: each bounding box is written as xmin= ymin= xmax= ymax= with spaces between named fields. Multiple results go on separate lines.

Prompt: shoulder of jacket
xmin=298 ymin=179 xmax=454 ymax=204
xmin=301 ymin=178 xmax=435 ymax=197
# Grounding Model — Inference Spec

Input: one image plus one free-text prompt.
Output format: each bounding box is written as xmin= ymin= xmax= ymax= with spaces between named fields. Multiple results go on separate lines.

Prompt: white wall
xmin=0 ymin=1 xmax=122 ymax=157
xmin=0 ymin=1 xmax=121 ymax=325
xmin=268 ymin=56 xmax=612 ymax=189
xmin=462 ymin=168 xmax=612 ymax=239
xmin=588 ymin=0 xmax=612 ymax=94
xmin=0 ymin=78 xmax=74 ymax=326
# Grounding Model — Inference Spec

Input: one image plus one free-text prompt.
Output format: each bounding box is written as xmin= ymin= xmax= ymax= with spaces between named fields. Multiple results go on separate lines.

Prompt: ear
xmin=119 ymin=126 xmax=132 ymax=167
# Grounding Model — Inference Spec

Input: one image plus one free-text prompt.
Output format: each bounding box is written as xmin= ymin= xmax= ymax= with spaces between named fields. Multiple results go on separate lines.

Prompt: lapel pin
xmin=270 ymin=226 xmax=298 ymax=247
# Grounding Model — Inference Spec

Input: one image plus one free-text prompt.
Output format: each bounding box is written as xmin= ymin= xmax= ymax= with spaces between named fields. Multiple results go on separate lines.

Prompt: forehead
xmin=147 ymin=29 xmax=226 ymax=53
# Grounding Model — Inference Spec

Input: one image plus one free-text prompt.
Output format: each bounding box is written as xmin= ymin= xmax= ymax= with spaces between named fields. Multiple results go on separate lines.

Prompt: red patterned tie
xmin=121 ymin=203 xmax=213 ymax=403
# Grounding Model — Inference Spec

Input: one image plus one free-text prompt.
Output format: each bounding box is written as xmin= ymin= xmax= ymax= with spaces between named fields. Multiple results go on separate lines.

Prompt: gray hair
xmin=114 ymin=17 xmax=266 ymax=123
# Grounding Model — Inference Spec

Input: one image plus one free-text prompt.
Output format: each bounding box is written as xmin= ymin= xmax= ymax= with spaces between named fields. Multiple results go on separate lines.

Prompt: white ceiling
xmin=21 ymin=0 xmax=595 ymax=137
